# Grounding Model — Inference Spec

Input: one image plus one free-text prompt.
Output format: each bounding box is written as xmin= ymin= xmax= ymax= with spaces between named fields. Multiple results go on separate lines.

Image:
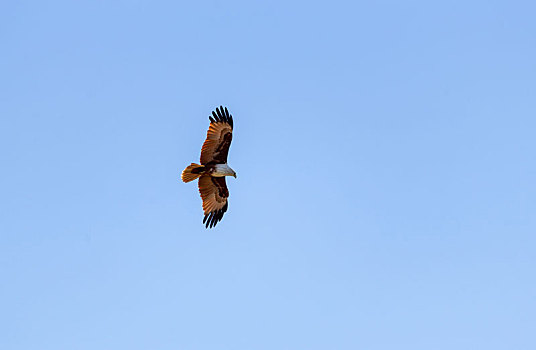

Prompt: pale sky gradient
xmin=1 ymin=1 xmax=535 ymax=349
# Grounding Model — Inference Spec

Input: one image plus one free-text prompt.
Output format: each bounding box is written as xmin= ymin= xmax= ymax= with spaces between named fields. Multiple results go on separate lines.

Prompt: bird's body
xmin=181 ymin=106 xmax=235 ymax=228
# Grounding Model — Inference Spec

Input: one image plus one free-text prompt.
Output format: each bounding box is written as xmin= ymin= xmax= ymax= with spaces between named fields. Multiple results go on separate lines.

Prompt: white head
xmin=214 ymin=163 xmax=237 ymax=178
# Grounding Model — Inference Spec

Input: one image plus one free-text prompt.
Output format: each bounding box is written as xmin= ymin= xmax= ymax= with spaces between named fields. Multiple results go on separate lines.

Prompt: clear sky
xmin=1 ymin=1 xmax=535 ymax=349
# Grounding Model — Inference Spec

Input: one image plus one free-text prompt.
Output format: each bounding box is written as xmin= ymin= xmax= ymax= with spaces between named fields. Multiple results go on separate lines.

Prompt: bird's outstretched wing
xmin=200 ymin=106 xmax=233 ymax=165
xmin=198 ymin=175 xmax=229 ymax=228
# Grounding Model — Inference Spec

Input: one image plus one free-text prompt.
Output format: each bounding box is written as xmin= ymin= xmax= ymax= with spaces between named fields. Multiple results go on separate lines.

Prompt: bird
xmin=181 ymin=106 xmax=236 ymax=228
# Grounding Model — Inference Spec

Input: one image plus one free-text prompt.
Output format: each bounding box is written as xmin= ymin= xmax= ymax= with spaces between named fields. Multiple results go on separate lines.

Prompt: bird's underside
xmin=181 ymin=106 xmax=235 ymax=228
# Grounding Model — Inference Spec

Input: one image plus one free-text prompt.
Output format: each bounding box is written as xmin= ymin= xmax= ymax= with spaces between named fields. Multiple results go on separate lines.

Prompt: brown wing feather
xmin=200 ymin=106 xmax=233 ymax=165
xmin=198 ymin=175 xmax=229 ymax=228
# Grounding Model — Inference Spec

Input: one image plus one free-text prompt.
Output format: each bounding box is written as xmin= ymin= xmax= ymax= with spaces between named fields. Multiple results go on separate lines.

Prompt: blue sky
xmin=1 ymin=1 xmax=535 ymax=349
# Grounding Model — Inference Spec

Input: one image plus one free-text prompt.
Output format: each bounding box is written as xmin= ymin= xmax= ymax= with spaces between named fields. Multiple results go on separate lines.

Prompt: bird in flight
xmin=181 ymin=106 xmax=236 ymax=228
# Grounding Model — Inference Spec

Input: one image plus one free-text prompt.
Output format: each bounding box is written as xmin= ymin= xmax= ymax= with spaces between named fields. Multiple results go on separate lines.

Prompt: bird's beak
xmin=233 ymin=173 xmax=237 ymax=178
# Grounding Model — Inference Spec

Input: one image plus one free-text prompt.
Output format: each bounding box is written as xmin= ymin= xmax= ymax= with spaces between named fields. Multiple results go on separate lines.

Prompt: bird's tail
xmin=181 ymin=163 xmax=205 ymax=183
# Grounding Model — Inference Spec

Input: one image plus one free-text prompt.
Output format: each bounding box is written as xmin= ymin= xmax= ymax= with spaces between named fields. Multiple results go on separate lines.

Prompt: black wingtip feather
xmin=218 ymin=106 xmax=230 ymax=125
xmin=203 ymin=202 xmax=229 ymax=229
xmin=209 ymin=106 xmax=233 ymax=129
xmin=217 ymin=106 xmax=225 ymax=124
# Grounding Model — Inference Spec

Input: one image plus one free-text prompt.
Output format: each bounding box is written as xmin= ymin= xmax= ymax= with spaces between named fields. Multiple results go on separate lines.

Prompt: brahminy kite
xmin=181 ymin=106 xmax=236 ymax=228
